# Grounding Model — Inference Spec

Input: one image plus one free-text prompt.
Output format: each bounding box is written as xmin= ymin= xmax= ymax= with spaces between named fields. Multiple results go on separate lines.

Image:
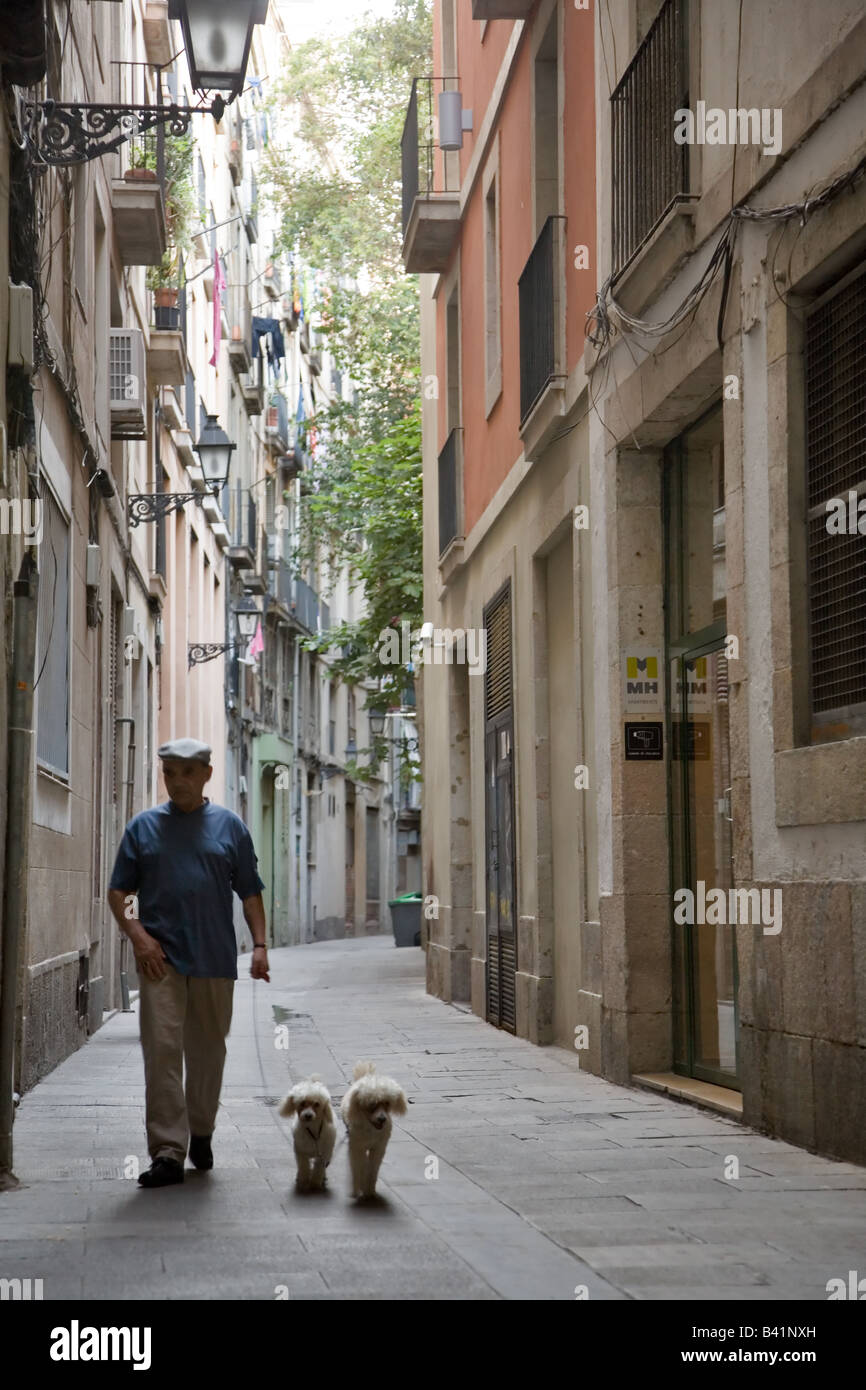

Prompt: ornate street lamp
xmin=169 ymin=0 xmax=270 ymax=101
xmin=368 ymin=708 xmax=387 ymax=738
xmin=234 ymin=595 xmax=260 ymax=641
xmin=188 ymin=596 xmax=260 ymax=669
xmin=194 ymin=413 xmax=236 ymax=490
xmin=22 ymin=1 xmax=269 ymax=166
xmin=129 ymin=413 xmax=234 ymax=527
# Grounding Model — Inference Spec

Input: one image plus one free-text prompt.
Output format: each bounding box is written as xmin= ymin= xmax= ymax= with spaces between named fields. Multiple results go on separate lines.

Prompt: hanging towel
xmin=209 ymin=250 xmax=226 ymax=367
xmin=247 ymin=620 xmax=264 ymax=662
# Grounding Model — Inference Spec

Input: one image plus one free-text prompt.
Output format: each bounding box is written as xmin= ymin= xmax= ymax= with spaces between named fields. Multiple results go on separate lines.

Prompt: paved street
xmin=2 ymin=936 xmax=865 ymax=1301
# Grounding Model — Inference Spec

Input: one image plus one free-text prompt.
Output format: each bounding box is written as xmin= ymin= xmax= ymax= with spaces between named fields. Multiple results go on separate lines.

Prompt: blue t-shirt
xmin=108 ymin=798 xmax=266 ymax=979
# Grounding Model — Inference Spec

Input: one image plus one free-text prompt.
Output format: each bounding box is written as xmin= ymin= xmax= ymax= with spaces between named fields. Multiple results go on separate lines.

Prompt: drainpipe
xmin=0 ymin=551 xmax=38 ymax=1184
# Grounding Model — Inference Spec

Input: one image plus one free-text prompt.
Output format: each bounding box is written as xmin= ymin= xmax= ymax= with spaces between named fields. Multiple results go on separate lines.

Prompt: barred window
xmin=805 ymin=262 xmax=866 ymax=717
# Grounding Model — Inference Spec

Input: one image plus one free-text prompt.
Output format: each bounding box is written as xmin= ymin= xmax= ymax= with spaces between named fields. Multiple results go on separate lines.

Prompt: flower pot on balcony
xmin=154 ymin=304 xmax=180 ymax=330
xmin=154 ymin=287 xmax=178 ymax=308
xmin=124 ymin=167 xmax=158 ymax=183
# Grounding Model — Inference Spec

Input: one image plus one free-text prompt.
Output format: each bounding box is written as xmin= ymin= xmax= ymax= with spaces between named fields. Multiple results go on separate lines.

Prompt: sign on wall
xmin=622 ymin=648 xmax=663 ymax=713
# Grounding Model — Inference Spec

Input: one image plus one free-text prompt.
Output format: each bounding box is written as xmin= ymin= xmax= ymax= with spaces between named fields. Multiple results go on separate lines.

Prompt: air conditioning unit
xmin=109 ymin=329 xmax=147 ymax=439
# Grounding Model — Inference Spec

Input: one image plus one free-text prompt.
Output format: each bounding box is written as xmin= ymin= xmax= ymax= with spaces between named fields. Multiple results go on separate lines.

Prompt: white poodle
xmin=278 ymin=1077 xmax=337 ymax=1191
xmin=340 ymin=1061 xmax=407 ymax=1199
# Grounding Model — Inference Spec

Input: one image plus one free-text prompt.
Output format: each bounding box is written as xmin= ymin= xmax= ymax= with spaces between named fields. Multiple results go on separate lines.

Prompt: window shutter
xmin=805 ymin=263 xmax=866 ymax=714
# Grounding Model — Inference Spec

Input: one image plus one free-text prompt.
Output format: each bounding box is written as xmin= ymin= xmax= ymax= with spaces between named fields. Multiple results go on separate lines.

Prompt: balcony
xmin=240 ymin=360 xmax=265 ymax=418
xmin=265 ymin=393 xmax=290 ymax=454
xmin=227 ymin=287 xmax=252 ymax=377
xmin=264 ymin=262 xmax=282 ymax=300
xmin=471 ymin=0 xmax=534 ymax=14
xmin=401 ymin=77 xmax=461 ymax=273
xmin=146 ymin=320 xmax=186 ymax=388
xmin=227 ymin=486 xmax=257 ymax=570
xmin=111 ymin=171 xmax=166 ymax=266
xmin=268 ymin=555 xmax=294 ymax=611
xmin=611 ymin=0 xmax=690 ymax=278
xmin=292 ymin=576 xmax=319 ymax=633
xmin=518 ymin=215 xmax=566 ymax=426
xmin=438 ymin=427 xmax=462 ymax=559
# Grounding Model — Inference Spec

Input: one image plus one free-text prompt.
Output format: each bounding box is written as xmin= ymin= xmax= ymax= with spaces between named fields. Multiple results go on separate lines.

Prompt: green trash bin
xmin=388 ymin=892 xmax=422 ymax=947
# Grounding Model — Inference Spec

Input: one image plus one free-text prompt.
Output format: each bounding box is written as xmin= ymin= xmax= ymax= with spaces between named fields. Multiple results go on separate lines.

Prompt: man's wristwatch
xmin=253 ymin=944 xmax=267 ymax=950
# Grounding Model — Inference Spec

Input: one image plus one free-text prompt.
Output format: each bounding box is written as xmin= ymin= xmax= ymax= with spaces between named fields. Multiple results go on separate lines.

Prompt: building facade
xmin=0 ymin=0 xmax=404 ymax=1102
xmin=411 ymin=0 xmax=866 ymax=1164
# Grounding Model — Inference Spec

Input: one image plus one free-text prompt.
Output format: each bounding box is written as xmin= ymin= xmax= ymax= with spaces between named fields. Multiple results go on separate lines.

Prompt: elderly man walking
xmin=107 ymin=738 xmax=269 ymax=1189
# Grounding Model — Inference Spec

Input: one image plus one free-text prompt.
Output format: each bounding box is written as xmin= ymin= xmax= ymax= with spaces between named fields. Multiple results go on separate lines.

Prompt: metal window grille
xmin=805 ymin=262 xmax=866 ymax=714
xmin=610 ymin=0 xmax=689 ymax=275
xmin=438 ymin=427 xmax=459 ymax=556
xmin=518 ymin=216 xmax=563 ymax=422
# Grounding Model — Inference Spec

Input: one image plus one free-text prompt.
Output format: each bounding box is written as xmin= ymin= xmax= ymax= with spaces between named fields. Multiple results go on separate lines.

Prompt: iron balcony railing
xmin=270 ymin=556 xmax=293 ymax=610
xmin=518 ymin=216 xmax=565 ymax=423
xmin=293 ymin=576 xmax=319 ymax=633
xmin=611 ymin=0 xmax=690 ymax=275
xmin=401 ymin=76 xmax=461 ymax=237
xmin=438 ymin=427 xmax=460 ymax=557
xmin=227 ymin=485 xmax=257 ymax=553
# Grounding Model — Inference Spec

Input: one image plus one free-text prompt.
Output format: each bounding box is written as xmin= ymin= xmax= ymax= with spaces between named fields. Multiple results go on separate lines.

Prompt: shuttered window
xmin=35 ymin=487 xmax=70 ymax=777
xmin=484 ymin=584 xmax=513 ymax=723
xmin=805 ymin=262 xmax=866 ymax=715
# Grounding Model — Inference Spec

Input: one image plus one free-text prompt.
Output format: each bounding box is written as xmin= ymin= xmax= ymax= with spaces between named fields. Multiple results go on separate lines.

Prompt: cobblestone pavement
xmin=2 ymin=936 xmax=864 ymax=1300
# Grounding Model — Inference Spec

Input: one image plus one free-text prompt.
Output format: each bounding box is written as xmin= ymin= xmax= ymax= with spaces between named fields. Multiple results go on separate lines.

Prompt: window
xmin=483 ymin=145 xmax=502 ymax=412
xmin=36 ymin=487 xmax=71 ymax=777
xmin=805 ymin=262 xmax=866 ymax=721
xmin=533 ymin=13 xmax=559 ymax=236
xmin=446 ymin=283 xmax=460 ymax=434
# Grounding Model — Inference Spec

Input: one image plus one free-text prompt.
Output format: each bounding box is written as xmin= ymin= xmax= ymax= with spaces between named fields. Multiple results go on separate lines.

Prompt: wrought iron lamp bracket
xmin=188 ymin=641 xmax=235 ymax=670
xmin=22 ymin=96 xmax=226 ymax=166
xmin=128 ymin=490 xmax=210 ymax=528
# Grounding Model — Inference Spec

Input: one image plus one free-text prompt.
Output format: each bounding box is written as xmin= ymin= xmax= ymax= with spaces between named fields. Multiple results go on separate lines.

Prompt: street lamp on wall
xmin=194 ymin=413 xmax=235 ymax=491
xmin=188 ymin=596 xmax=261 ymax=669
xmin=169 ymin=0 xmax=270 ymax=101
xmin=19 ymin=1 xmax=269 ymax=166
xmin=128 ymin=413 xmax=235 ymax=527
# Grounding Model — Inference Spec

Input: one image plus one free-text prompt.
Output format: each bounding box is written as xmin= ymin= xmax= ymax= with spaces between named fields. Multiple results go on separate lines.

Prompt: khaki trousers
xmin=138 ymin=962 xmax=234 ymax=1164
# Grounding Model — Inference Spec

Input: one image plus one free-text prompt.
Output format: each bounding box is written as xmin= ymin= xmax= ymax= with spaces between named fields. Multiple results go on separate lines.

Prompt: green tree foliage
xmin=263 ymin=0 xmax=431 ymax=732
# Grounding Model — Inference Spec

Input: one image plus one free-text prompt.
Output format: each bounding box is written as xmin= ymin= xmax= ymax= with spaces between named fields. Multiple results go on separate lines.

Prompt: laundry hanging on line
xmin=251 ymin=316 xmax=286 ymax=368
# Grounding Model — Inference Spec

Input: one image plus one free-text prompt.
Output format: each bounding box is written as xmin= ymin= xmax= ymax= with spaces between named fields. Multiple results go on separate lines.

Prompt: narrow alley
xmin=3 ymin=937 xmax=864 ymax=1303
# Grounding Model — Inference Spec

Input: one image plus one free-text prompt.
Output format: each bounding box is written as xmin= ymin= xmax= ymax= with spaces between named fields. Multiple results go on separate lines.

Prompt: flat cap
xmin=157 ymin=737 xmax=212 ymax=765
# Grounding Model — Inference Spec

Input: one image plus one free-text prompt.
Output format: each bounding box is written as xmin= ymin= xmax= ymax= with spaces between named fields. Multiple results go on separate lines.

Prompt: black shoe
xmin=188 ymin=1134 xmax=213 ymax=1170
xmin=138 ymin=1157 xmax=184 ymax=1188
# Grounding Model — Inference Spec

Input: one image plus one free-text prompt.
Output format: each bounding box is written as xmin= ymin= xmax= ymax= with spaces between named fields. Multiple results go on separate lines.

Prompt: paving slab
xmin=2 ymin=935 xmax=864 ymax=1301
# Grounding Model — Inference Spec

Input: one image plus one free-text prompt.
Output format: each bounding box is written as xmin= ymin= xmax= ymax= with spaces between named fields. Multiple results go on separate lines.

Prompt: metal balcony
xmin=518 ymin=216 xmax=565 ymax=424
xmin=227 ymin=486 xmax=257 ymax=570
xmin=401 ymin=77 xmax=461 ymax=273
xmin=611 ymin=0 xmax=690 ymax=276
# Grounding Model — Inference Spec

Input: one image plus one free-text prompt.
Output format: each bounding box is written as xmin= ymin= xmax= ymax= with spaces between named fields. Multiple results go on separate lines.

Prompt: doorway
xmin=665 ymin=403 xmax=740 ymax=1089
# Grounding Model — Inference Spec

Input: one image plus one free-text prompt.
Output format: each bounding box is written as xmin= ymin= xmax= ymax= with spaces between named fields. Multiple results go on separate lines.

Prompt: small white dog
xmin=279 ymin=1077 xmax=337 ymax=1191
xmin=340 ymin=1061 xmax=407 ymax=1199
